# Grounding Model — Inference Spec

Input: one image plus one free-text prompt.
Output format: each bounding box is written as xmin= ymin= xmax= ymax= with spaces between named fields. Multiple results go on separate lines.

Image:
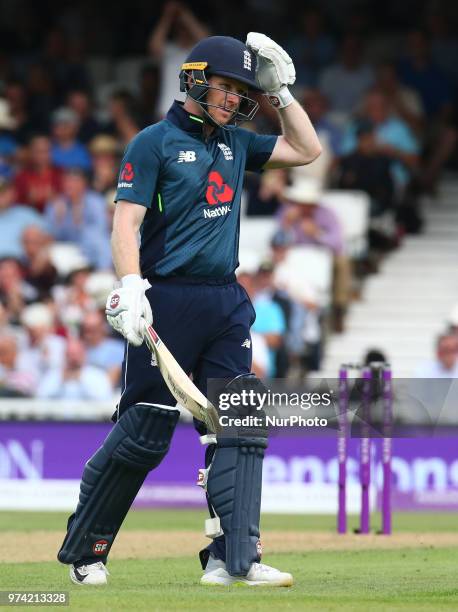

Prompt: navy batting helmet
xmin=179 ymin=36 xmax=261 ymax=126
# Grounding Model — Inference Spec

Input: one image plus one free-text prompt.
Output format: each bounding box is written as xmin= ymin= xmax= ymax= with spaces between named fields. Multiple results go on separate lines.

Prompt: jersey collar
xmin=166 ymin=101 xmax=222 ymax=136
xmin=166 ymin=101 xmax=206 ymax=134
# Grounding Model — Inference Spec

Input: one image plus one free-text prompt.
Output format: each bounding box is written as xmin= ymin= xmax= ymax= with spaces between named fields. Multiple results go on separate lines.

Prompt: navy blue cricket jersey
xmin=115 ymin=101 xmax=277 ymax=278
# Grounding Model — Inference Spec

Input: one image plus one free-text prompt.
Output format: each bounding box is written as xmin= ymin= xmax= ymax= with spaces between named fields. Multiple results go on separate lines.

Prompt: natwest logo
xmin=121 ymin=162 xmax=134 ymax=181
xmin=206 ymin=171 xmax=233 ymax=205
xmin=203 ymin=205 xmax=232 ymax=219
xmin=118 ymin=162 xmax=134 ymax=188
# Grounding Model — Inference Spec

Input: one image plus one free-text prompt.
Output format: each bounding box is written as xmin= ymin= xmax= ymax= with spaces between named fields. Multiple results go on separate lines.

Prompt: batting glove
xmin=246 ymin=32 xmax=296 ymax=109
xmin=105 ymin=274 xmax=153 ymax=347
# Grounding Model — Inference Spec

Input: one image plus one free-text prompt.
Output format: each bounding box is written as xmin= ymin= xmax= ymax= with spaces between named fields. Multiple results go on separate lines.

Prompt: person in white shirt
xmin=37 ymin=336 xmax=113 ymax=400
xmin=148 ymin=1 xmax=210 ymax=118
xmin=414 ymin=334 xmax=458 ymax=378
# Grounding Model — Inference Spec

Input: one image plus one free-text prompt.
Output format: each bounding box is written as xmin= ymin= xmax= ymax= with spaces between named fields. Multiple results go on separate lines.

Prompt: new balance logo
xmin=243 ymin=50 xmax=252 ymax=71
xmin=241 ymin=339 xmax=251 ymax=349
xmin=217 ymin=143 xmax=233 ymax=160
xmin=203 ymin=205 xmax=232 ymax=219
xmin=177 ymin=150 xmax=196 ymax=163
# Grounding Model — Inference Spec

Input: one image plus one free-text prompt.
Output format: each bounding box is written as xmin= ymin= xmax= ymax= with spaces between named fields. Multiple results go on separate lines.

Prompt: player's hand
xmin=105 ymin=275 xmax=153 ymax=346
xmin=246 ymin=32 xmax=295 ymax=108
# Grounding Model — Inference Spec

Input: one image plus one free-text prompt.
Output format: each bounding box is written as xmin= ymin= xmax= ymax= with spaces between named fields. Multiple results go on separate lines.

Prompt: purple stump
xmin=359 ymin=368 xmax=372 ymax=534
xmin=337 ymin=366 xmax=349 ymax=534
xmin=382 ymin=366 xmax=393 ymax=534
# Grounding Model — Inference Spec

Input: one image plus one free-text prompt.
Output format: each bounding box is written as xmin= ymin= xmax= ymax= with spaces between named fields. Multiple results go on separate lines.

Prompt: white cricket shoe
xmin=201 ymin=556 xmax=293 ymax=587
xmin=70 ymin=561 xmax=109 ymax=586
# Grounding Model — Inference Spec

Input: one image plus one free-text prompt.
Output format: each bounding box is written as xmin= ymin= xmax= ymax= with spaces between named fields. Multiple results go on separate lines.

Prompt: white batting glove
xmin=105 ymin=274 xmax=153 ymax=347
xmin=246 ymin=32 xmax=296 ymax=109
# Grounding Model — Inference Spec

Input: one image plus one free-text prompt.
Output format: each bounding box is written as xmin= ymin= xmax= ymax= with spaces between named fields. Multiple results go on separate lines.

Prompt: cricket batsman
xmin=57 ymin=33 xmax=321 ymax=586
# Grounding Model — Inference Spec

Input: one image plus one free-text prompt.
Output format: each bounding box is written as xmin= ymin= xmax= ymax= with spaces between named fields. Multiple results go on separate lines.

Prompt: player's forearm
xmin=278 ymin=100 xmax=322 ymax=164
xmin=111 ymin=226 xmax=141 ymax=279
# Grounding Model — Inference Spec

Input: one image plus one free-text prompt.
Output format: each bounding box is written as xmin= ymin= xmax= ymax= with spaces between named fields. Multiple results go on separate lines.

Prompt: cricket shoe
xmin=201 ymin=556 xmax=293 ymax=587
xmin=70 ymin=561 xmax=109 ymax=586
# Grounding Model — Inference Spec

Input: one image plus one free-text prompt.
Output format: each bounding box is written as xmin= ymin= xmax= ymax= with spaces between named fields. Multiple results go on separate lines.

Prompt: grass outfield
xmin=1 ymin=510 xmax=458 ymax=611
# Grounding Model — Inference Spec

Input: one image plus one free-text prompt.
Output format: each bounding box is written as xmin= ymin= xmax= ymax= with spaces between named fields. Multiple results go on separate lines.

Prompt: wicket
xmin=337 ymin=362 xmax=393 ymax=535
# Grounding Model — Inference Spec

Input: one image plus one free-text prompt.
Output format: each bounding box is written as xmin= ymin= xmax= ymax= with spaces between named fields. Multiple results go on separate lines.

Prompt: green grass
xmin=1 ymin=511 xmax=458 ymax=610
xmin=0 ymin=509 xmax=456 ymax=533
xmin=1 ymin=549 xmax=458 ymax=611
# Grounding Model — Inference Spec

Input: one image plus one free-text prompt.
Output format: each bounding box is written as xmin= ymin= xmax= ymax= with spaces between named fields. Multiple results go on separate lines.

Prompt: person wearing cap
xmin=50 ymin=107 xmax=91 ymax=171
xmin=88 ymin=135 xmax=120 ymax=196
xmin=278 ymin=177 xmax=351 ymax=332
xmin=59 ymin=32 xmax=321 ymax=587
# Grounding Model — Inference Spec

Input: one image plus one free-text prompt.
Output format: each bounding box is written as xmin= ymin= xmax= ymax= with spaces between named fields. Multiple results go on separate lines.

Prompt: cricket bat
xmin=142 ymin=321 xmax=220 ymax=433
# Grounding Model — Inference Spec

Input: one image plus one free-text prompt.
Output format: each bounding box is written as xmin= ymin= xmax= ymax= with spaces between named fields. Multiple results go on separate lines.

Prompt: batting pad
xmin=207 ymin=436 xmax=268 ymax=576
xmin=58 ymin=403 xmax=179 ymax=564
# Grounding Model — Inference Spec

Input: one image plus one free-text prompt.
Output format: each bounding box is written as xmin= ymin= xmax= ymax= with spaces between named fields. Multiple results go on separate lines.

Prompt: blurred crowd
xmin=0 ymin=1 xmax=458 ymax=394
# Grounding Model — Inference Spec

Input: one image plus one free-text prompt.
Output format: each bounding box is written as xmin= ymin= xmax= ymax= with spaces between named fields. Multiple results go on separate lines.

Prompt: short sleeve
xmin=236 ymin=128 xmax=277 ymax=173
xmin=115 ymin=127 xmax=162 ymax=207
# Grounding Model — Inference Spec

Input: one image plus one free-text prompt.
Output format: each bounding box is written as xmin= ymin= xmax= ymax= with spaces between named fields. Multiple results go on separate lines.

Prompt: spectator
xmin=255 ymin=259 xmax=311 ymax=377
xmin=0 ymin=98 xmax=18 ymax=163
xmin=4 ymin=80 xmax=38 ymax=145
xmin=0 ymin=173 xmax=48 ymax=260
xmin=318 ymin=34 xmax=374 ymax=119
xmin=250 ymin=331 xmax=270 ymax=379
xmin=396 ymin=29 xmax=456 ymax=193
xmin=426 ymin=13 xmax=458 ymax=88
xmin=19 ymin=302 xmax=67 ymax=381
xmin=88 ymin=135 xmax=120 ymax=196
xmin=105 ymin=90 xmax=142 ymax=146
xmin=148 ymin=1 xmax=210 ymax=118
xmin=37 ymin=336 xmax=113 ymax=400
xmin=0 ymin=258 xmax=37 ymax=323
xmin=414 ymin=334 xmax=458 ymax=378
xmin=0 ymin=332 xmax=36 ymax=397
xmin=285 ymin=8 xmax=336 ymax=88
xmin=302 ymin=88 xmax=343 ymax=157
xmin=45 ymin=168 xmax=112 ymax=269
xmin=244 ymin=168 xmax=287 ymax=216
xmin=80 ymin=310 xmax=124 ymax=388
xmin=398 ymin=29 xmax=453 ymax=120
xmin=26 ymin=63 xmax=56 ymax=125
xmin=41 ymin=28 xmax=90 ymax=102
xmin=138 ymin=64 xmax=161 ymax=125
xmin=52 ymin=265 xmax=95 ymax=333
xmin=21 ymin=225 xmax=58 ymax=298
xmin=340 ymin=90 xmax=420 ymax=195
xmin=237 ymin=270 xmax=286 ymax=378
xmin=374 ymin=62 xmax=424 ymax=135
xmin=14 ymin=134 xmax=62 ymax=213
xmin=338 ymin=121 xmax=395 ymax=217
xmin=277 ymin=178 xmax=352 ymax=332
xmin=50 ymin=107 xmax=91 ymax=171
xmin=67 ymin=89 xmax=103 ymax=144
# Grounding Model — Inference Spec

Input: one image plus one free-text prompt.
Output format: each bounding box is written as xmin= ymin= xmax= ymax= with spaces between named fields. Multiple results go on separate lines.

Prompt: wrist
xmin=266 ymin=86 xmax=294 ymax=109
xmin=121 ymin=274 xmax=143 ymax=288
